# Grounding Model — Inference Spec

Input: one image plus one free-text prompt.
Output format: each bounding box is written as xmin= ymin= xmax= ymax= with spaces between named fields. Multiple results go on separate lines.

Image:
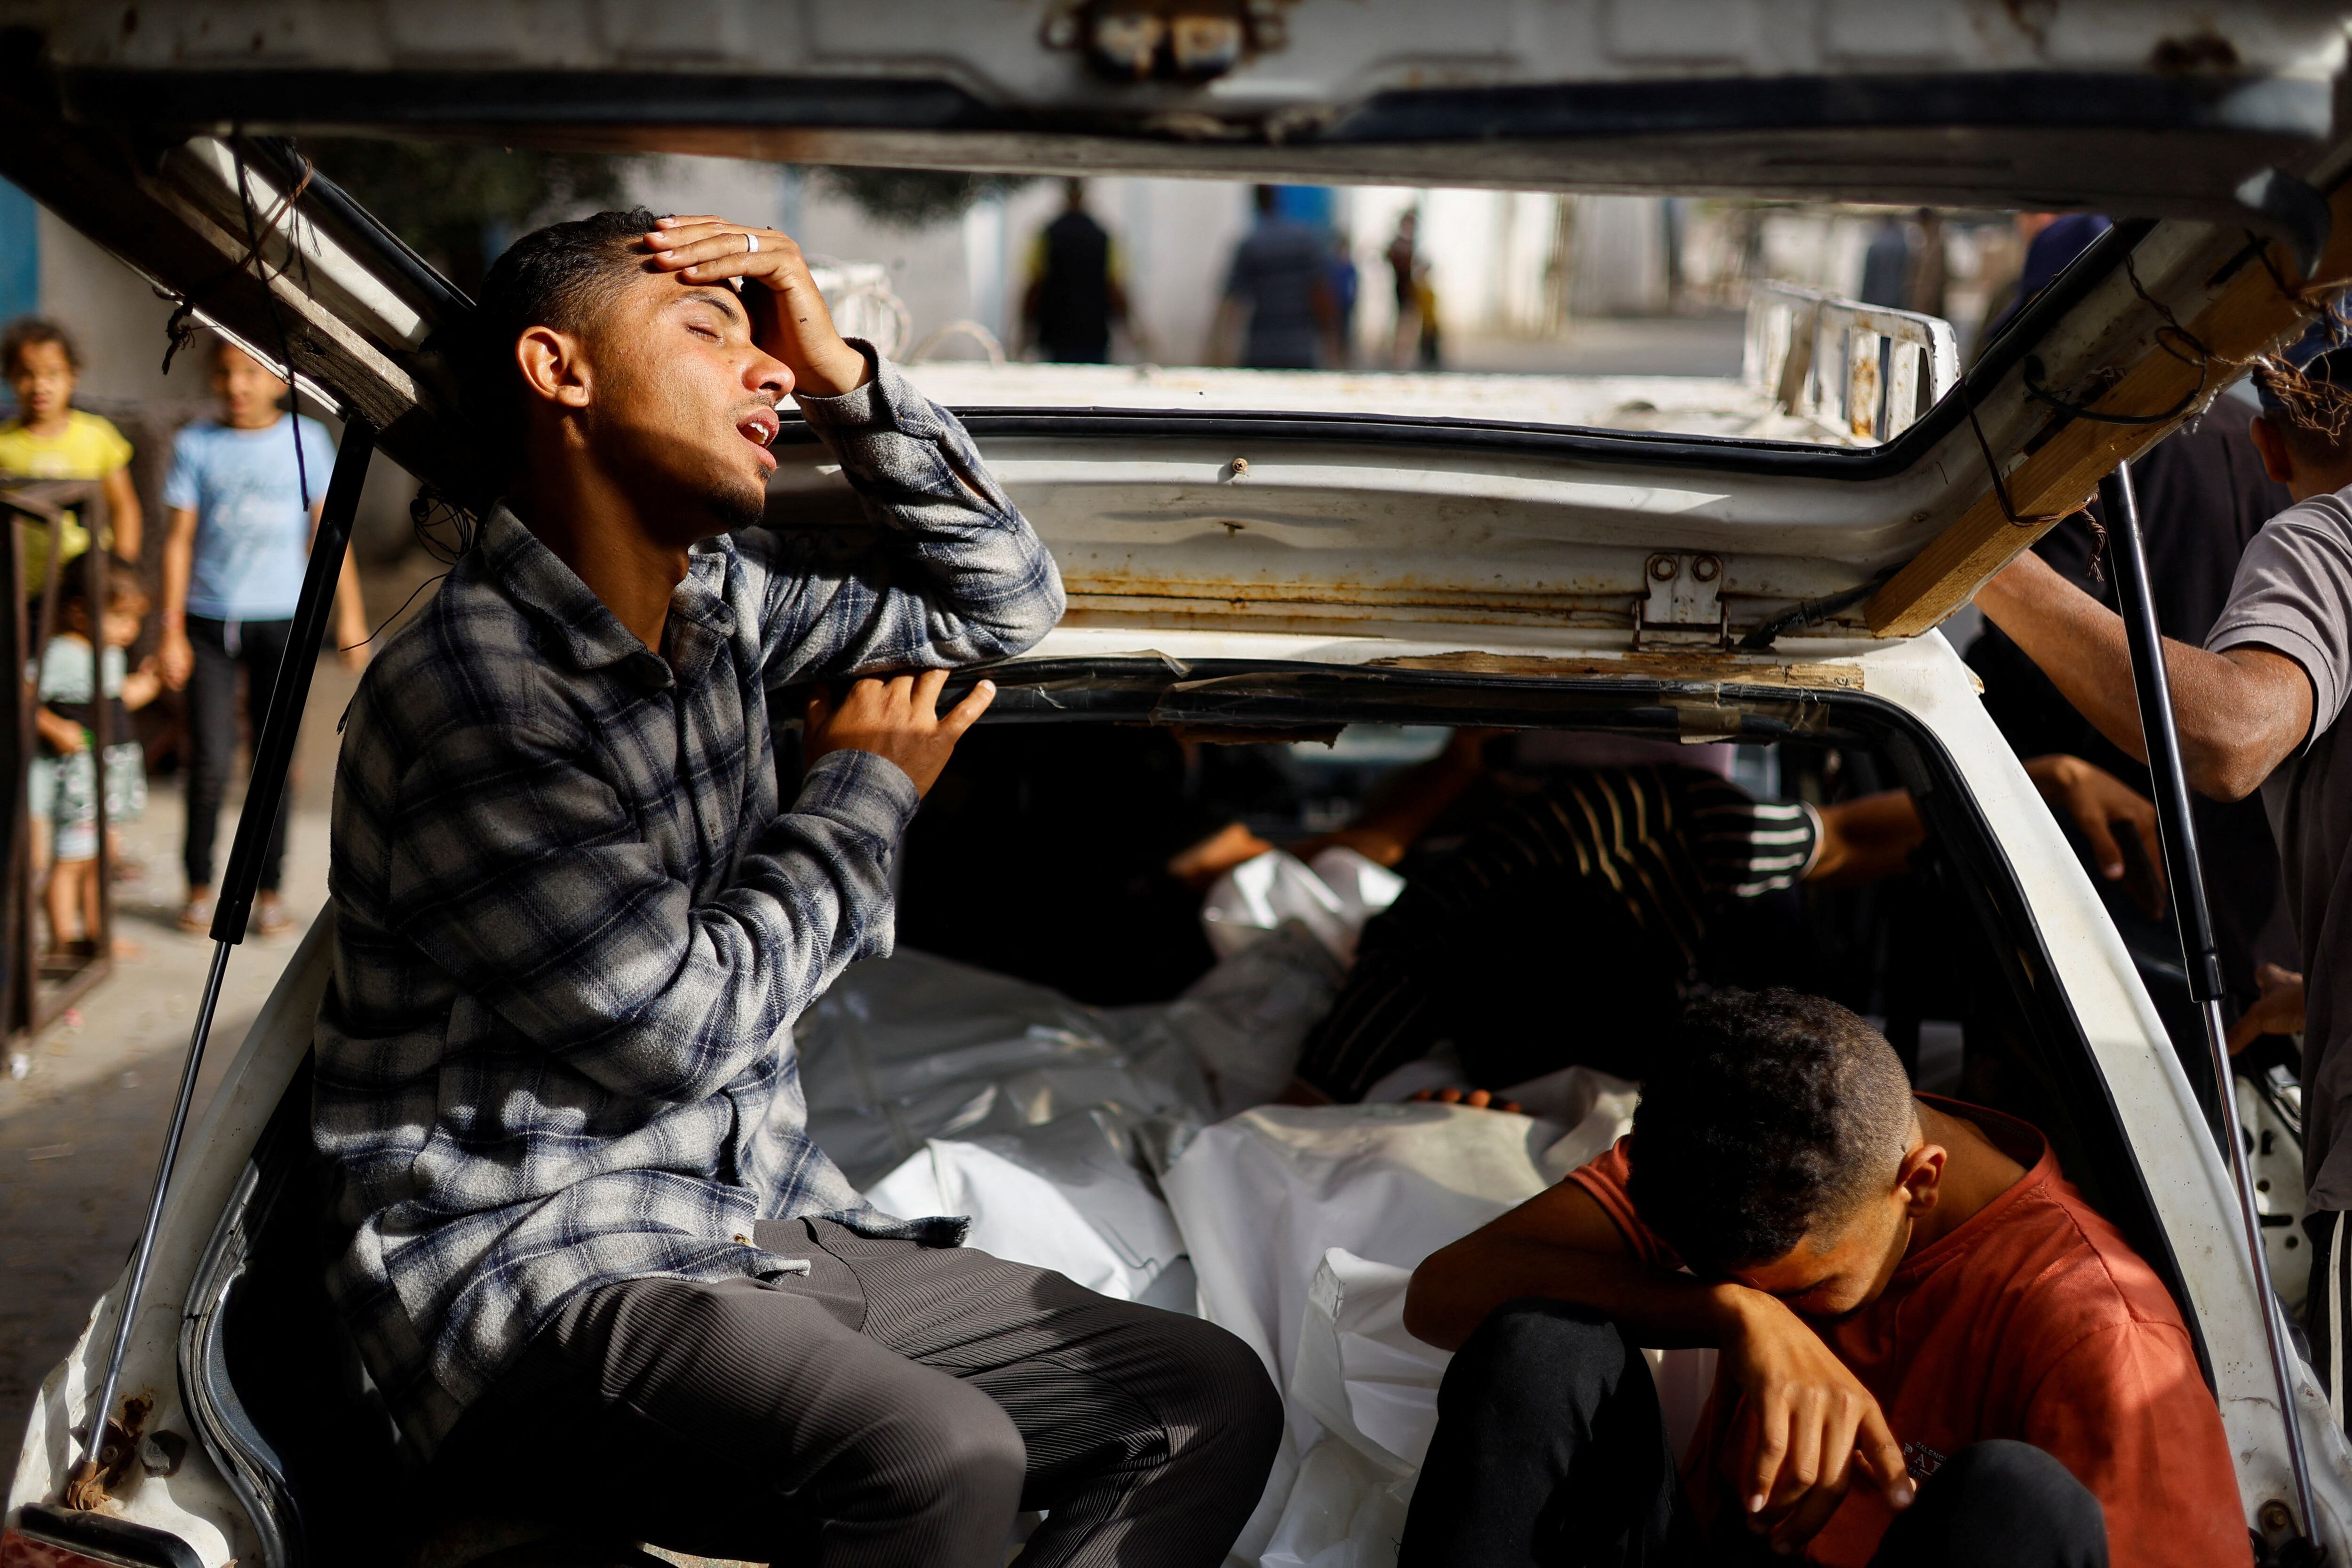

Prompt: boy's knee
xmin=1900 ymin=1440 xmax=2106 ymax=1565
xmin=1447 ymin=1299 xmax=1631 ymax=1400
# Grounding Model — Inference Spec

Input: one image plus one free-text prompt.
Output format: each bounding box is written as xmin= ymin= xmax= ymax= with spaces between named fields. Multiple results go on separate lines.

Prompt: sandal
xmin=176 ymin=894 xmax=214 ymax=934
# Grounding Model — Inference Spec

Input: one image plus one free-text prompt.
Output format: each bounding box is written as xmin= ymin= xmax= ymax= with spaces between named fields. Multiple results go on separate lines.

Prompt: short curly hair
xmin=1626 ymin=989 xmax=1915 ymax=1274
xmin=455 ymin=207 xmax=660 ymax=481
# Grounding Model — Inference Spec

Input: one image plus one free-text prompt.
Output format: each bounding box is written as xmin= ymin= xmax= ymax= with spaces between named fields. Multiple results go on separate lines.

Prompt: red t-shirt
xmin=1565 ymin=1098 xmax=2249 ymax=1568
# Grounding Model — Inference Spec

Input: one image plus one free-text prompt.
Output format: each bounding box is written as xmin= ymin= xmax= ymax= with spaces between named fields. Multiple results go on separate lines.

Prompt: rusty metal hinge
xmin=1631 ymin=552 xmax=1730 ymax=652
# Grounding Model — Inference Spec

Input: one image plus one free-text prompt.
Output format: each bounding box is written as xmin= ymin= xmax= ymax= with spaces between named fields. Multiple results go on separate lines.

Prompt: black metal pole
xmin=2100 ymin=460 xmax=2319 ymax=1548
xmin=211 ymin=419 xmax=374 ymax=943
xmin=72 ymin=419 xmax=375 ymax=1497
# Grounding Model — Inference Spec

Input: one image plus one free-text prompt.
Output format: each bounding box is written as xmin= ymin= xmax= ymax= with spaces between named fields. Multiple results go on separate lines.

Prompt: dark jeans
xmin=1399 ymin=1299 xmax=2108 ymax=1568
xmin=183 ymin=615 xmax=294 ymax=895
xmin=434 ymin=1219 xmax=1283 ymax=1568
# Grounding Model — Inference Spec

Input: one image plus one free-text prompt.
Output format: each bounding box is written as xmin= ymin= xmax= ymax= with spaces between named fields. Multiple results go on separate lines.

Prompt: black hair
xmin=54 ymin=554 xmax=149 ymax=618
xmin=1625 ymin=989 xmax=1915 ymax=1273
xmin=455 ymin=206 xmax=660 ymax=480
xmin=1 ymin=317 xmax=80 ymax=378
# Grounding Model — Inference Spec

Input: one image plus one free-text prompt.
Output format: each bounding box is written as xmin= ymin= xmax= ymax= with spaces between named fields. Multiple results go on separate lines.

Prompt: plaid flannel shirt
xmin=312 ymin=350 xmax=1064 ymax=1452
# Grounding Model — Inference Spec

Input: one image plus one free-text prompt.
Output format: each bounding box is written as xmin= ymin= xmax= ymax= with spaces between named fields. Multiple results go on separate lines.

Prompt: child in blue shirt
xmin=158 ymin=338 xmax=367 ymax=936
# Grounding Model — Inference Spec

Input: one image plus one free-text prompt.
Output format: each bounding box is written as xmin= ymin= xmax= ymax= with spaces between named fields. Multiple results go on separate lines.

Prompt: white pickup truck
xmin=0 ymin=5 xmax=2347 ymax=1565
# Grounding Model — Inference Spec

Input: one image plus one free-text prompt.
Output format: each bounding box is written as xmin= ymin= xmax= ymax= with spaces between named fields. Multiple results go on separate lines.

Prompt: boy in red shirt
xmin=1400 ymin=989 xmax=2248 ymax=1568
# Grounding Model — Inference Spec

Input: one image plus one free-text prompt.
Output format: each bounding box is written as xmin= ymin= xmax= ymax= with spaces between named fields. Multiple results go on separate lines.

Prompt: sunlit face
xmin=560 ymin=261 xmax=794 ymax=542
xmin=101 ymin=604 xmax=144 ymax=649
xmin=9 ymin=340 xmax=74 ymax=425
xmin=213 ymin=345 xmax=288 ymax=428
xmin=1725 ymin=1191 xmax=1913 ymax=1321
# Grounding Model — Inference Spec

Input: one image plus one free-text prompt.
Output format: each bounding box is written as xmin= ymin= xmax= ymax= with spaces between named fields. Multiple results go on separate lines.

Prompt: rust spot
xmin=2150 ymin=31 xmax=2240 ymax=74
xmin=62 ymin=1390 xmax=151 ymax=1510
xmin=1368 ymin=651 xmax=1865 ymax=690
xmin=1999 ymin=0 xmax=2054 ymax=48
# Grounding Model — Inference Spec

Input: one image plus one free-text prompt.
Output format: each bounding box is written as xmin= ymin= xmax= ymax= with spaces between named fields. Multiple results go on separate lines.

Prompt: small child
xmin=32 ymin=558 xmax=158 ymax=957
xmin=0 ymin=317 xmax=143 ymax=594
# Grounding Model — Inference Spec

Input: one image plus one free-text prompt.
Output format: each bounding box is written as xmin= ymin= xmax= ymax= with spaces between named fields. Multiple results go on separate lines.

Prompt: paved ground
xmin=0 ymin=592 xmax=376 ymax=1449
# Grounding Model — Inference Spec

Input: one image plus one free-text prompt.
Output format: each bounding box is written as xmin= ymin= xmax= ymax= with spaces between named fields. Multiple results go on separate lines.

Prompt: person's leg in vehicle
xmin=237 ymin=617 xmax=295 ymax=931
xmin=1398 ymin=1297 xmax=1694 ymax=1568
xmin=1868 ymin=1440 xmax=2106 ymax=1567
xmin=440 ymin=1274 xmax=1030 ymax=1568
xmin=179 ymin=615 xmax=238 ymax=928
xmin=824 ymin=1224 xmax=1283 ymax=1568
xmin=1294 ymin=950 xmax=1443 ymax=1102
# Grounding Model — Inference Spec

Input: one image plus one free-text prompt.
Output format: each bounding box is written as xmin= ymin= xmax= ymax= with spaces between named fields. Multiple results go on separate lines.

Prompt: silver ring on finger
xmin=743 ymin=231 xmax=759 ymax=255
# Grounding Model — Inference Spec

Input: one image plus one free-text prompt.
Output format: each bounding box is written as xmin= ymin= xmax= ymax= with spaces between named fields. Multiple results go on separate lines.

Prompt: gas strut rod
xmin=2100 ymin=460 xmax=2320 ymax=1552
xmin=70 ymin=419 xmax=377 ymax=1501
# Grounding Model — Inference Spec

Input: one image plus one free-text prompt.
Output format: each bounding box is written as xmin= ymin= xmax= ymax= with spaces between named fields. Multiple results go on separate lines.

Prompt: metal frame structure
xmin=2103 ymin=460 xmax=2321 ymax=1557
xmin=0 ymin=485 xmax=121 ymax=1045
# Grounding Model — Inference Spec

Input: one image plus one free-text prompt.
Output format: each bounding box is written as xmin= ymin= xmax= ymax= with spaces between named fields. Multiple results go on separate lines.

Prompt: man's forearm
xmin=1404 ymin=1232 xmax=1742 ymax=1352
xmin=1976 ymin=552 xmax=2308 ymax=800
xmin=1974 ymin=555 xmax=2148 ymax=759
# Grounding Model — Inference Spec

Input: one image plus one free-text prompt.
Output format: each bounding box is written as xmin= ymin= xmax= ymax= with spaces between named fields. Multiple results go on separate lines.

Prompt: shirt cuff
xmin=794 ymin=745 xmax=922 ymax=846
xmin=791 ymin=340 xmax=931 ymax=443
xmin=1796 ymin=800 xmax=1827 ymax=879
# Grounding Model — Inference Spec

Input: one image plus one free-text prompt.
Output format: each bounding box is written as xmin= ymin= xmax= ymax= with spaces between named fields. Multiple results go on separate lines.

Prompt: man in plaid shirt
xmin=313 ymin=208 xmax=1278 ymax=1567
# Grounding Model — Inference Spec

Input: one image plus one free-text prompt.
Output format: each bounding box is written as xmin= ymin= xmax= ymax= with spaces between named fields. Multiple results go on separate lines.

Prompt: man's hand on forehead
xmin=645 ymin=214 xmax=871 ymax=399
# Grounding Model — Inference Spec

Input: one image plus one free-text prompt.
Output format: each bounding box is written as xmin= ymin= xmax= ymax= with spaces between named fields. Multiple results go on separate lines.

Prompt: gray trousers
xmin=435 ymin=1218 xmax=1282 ymax=1568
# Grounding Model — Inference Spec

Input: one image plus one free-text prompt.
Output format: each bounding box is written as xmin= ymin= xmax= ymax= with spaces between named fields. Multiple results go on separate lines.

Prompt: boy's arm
xmin=638 ymin=214 xmax=1062 ymax=681
xmin=34 ymin=706 xmax=83 ymax=754
xmin=749 ymin=350 xmax=1065 ymax=684
xmin=385 ymin=672 xmax=983 ymax=1105
xmin=157 ymin=505 xmax=198 ymax=689
xmin=102 ymin=465 xmax=141 ymax=562
xmin=122 ymin=660 xmax=161 ymax=710
xmin=308 ymin=499 xmax=371 ymax=671
xmin=1409 ymin=1178 xmax=1915 ymax=1552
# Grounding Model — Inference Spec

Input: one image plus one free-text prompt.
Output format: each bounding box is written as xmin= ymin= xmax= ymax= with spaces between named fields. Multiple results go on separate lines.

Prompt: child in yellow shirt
xmin=0 ymin=318 xmax=143 ymax=594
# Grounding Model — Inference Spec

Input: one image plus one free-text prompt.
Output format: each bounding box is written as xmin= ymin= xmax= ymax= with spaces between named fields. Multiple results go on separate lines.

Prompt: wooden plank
xmin=1867 ymin=190 xmax=2352 ymax=637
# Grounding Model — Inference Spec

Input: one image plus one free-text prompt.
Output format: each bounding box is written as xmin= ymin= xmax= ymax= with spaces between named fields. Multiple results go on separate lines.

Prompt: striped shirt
xmin=1296 ymin=766 xmax=1822 ymax=1101
xmin=312 ymin=349 xmax=1065 ymax=1454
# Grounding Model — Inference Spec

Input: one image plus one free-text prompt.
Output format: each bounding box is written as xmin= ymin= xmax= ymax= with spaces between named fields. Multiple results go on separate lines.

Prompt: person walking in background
xmin=1858 ymin=214 xmax=1911 ymax=310
xmin=1979 ymin=212 xmax=2113 ymax=348
xmin=1904 ymin=207 xmax=1949 ymax=319
xmin=1326 ymin=230 xmax=1359 ymax=369
xmin=1216 ymin=185 xmax=1338 ymax=370
xmin=1387 ymin=209 xmax=1422 ymax=368
xmin=1021 ymin=178 xmax=1129 ymax=364
xmin=1412 ymin=260 xmax=1443 ymax=370
xmin=0 ymin=318 xmax=143 ymax=595
xmin=157 ymin=338 xmax=368 ymax=938
xmin=32 ymin=558 xmax=159 ymax=958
